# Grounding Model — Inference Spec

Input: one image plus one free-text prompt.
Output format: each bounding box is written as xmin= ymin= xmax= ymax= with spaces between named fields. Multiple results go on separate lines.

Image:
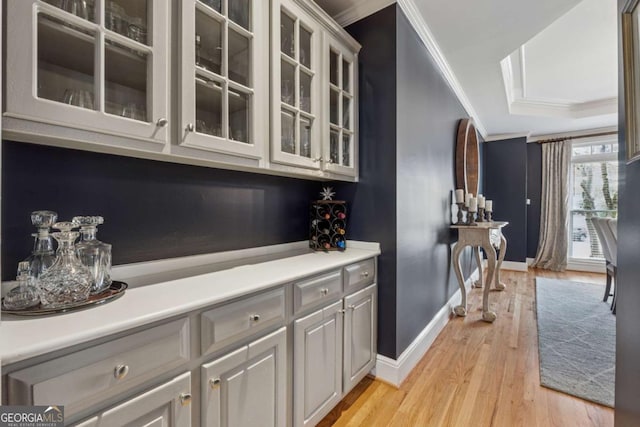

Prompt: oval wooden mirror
xmin=455 ymin=119 xmax=480 ymax=196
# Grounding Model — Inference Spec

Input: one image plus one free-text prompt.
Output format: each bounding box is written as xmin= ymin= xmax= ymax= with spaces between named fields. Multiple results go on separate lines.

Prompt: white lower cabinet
xmin=343 ymin=284 xmax=377 ymax=392
xmin=294 ymin=300 xmax=344 ymax=427
xmin=74 ymin=372 xmax=192 ymax=427
xmin=201 ymin=327 xmax=287 ymax=427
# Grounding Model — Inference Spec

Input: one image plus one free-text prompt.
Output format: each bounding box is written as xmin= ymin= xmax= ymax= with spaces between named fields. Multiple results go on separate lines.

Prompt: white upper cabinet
xmin=5 ymin=0 xmax=170 ymax=145
xmin=271 ymin=0 xmax=323 ymax=170
xmin=323 ymin=34 xmax=358 ymax=178
xmin=179 ymin=0 xmax=268 ymax=160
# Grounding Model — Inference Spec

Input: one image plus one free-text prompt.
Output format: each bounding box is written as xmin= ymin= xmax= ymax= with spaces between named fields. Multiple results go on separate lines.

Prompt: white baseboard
xmin=373 ymin=267 xmax=480 ymax=387
xmin=566 ymin=259 xmax=606 ymax=274
xmin=526 ymin=257 xmax=535 ymax=266
xmin=500 ymin=261 xmax=529 ymax=272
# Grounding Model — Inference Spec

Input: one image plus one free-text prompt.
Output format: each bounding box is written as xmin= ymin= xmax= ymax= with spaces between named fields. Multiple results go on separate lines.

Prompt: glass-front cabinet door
xmin=271 ymin=0 xmax=322 ymax=169
xmin=179 ymin=0 xmax=267 ymax=159
xmin=5 ymin=0 xmax=169 ymax=144
xmin=323 ymin=35 xmax=358 ymax=177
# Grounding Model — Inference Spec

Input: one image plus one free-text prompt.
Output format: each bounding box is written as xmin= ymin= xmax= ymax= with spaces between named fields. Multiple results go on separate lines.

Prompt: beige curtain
xmin=532 ymin=140 xmax=571 ymax=271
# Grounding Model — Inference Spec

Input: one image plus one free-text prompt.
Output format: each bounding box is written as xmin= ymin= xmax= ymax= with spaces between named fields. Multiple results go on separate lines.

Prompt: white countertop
xmin=1 ymin=241 xmax=380 ymax=365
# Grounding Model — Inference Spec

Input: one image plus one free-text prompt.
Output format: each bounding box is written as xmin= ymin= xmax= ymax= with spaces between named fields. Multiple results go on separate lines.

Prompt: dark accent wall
xmin=338 ymin=5 xmax=475 ymax=359
xmin=483 ymin=137 xmax=528 ymax=262
xmin=527 ymin=143 xmax=542 ymax=258
xmin=2 ymin=142 xmax=318 ymax=281
xmin=615 ymin=0 xmax=640 ymax=424
xmin=395 ymin=10 xmax=474 ymax=355
xmin=336 ymin=6 xmax=399 ymax=358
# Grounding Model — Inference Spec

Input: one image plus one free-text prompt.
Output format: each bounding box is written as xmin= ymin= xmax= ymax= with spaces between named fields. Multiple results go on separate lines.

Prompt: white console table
xmin=451 ymin=222 xmax=508 ymax=323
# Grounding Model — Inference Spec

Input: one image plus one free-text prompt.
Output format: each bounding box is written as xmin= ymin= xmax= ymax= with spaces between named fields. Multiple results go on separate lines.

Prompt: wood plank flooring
xmin=319 ymin=269 xmax=614 ymax=427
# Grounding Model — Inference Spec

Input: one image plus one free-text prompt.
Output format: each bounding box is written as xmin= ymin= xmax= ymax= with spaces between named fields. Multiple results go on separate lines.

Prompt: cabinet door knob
xmin=321 ymin=288 xmax=329 ymax=296
xmin=179 ymin=393 xmax=192 ymax=406
xmin=114 ymin=364 xmax=129 ymax=380
xmin=186 ymin=123 xmax=195 ymax=132
xmin=361 ymin=271 xmax=370 ymax=278
xmin=209 ymin=378 xmax=221 ymax=389
xmin=250 ymin=314 xmax=261 ymax=322
xmin=156 ymin=118 xmax=169 ymax=127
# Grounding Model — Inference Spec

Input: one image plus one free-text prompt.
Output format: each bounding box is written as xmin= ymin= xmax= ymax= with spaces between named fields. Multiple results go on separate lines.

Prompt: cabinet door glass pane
xmin=300 ymin=116 xmax=312 ymax=158
xmin=281 ymin=12 xmax=295 ymax=58
xmin=105 ymin=40 xmax=148 ymax=122
xmin=330 ymin=130 xmax=339 ymax=164
xmin=343 ymin=134 xmax=351 ymax=167
xmin=228 ymin=29 xmax=250 ymax=86
xmin=342 ymin=97 xmax=350 ymax=129
xmin=300 ymin=27 xmax=311 ymax=69
xmin=330 ymin=89 xmax=339 ymax=125
xmin=330 ymin=51 xmax=339 ymax=86
xmin=281 ymin=110 xmax=295 ymax=154
xmin=342 ymin=60 xmax=350 ymax=92
xmin=44 ymin=0 xmax=96 ymax=22
xmin=196 ymin=77 xmax=223 ymax=137
xmin=281 ymin=60 xmax=295 ymax=106
xmin=229 ymin=89 xmax=250 ymax=143
xmin=229 ymin=0 xmax=250 ymax=30
xmin=106 ymin=0 xmax=148 ymax=45
xmin=300 ymin=71 xmax=312 ymax=113
xmin=38 ymin=15 xmax=96 ymax=110
xmin=199 ymin=0 xmax=222 ymax=13
xmin=196 ymin=12 xmax=223 ymax=75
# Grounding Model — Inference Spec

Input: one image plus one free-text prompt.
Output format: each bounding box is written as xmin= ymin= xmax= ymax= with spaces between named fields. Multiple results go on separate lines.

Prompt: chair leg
xmin=604 ymin=265 xmax=612 ymax=302
xmin=611 ymin=267 xmax=617 ymax=315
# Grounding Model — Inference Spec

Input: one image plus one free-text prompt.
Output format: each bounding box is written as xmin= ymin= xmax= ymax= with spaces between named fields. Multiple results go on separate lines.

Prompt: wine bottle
xmin=316 ymin=205 xmax=331 ymax=220
xmin=333 ymin=204 xmax=347 ymax=220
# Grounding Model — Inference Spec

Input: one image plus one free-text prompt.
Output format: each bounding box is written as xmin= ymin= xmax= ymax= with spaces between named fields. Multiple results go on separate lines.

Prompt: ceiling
xmin=314 ymin=0 xmax=619 ymax=139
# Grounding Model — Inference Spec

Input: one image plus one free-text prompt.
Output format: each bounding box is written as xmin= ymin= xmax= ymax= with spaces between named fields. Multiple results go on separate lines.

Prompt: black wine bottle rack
xmin=309 ymin=201 xmax=347 ymax=251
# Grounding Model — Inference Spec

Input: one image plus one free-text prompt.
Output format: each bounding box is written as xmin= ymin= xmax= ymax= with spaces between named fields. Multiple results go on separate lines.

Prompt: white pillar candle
xmin=478 ymin=195 xmax=486 ymax=209
xmin=465 ymin=193 xmax=473 ymax=207
xmin=455 ymin=189 xmax=464 ymax=203
xmin=468 ymin=197 xmax=478 ymax=212
xmin=485 ymin=200 xmax=493 ymax=212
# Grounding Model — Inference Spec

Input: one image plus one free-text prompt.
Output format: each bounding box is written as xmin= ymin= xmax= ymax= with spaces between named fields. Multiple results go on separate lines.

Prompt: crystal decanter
xmin=38 ymin=222 xmax=94 ymax=308
xmin=2 ymin=262 xmax=40 ymax=310
xmin=23 ymin=210 xmax=58 ymax=279
xmin=73 ymin=216 xmax=112 ymax=294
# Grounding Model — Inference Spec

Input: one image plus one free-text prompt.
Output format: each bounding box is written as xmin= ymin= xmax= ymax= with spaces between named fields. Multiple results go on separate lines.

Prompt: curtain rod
xmin=536 ymin=131 xmax=618 ymax=144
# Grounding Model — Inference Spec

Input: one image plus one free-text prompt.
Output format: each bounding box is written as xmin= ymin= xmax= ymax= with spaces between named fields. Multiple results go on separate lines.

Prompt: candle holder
xmin=486 ymin=211 xmax=493 ymax=222
xmin=455 ymin=202 xmax=467 ymax=225
xmin=467 ymin=210 xmax=477 ymax=225
xmin=477 ymin=207 xmax=485 ymax=222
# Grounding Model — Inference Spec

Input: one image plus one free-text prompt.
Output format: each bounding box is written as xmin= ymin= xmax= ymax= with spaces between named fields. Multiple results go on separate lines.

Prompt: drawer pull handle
xmin=209 ymin=378 xmax=221 ymax=389
xmin=250 ymin=314 xmax=261 ymax=322
xmin=361 ymin=271 xmax=370 ymax=278
xmin=321 ymin=288 xmax=329 ymax=296
xmin=180 ymin=393 xmax=192 ymax=406
xmin=114 ymin=364 xmax=129 ymax=380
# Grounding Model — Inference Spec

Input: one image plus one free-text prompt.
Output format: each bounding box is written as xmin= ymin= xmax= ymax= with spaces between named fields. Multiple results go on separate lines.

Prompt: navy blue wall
xmin=483 ymin=137 xmax=528 ymax=262
xmin=527 ymin=143 xmax=542 ymax=258
xmin=615 ymin=0 xmax=640 ymax=423
xmin=337 ymin=5 xmax=398 ymax=358
xmin=2 ymin=142 xmax=318 ymax=280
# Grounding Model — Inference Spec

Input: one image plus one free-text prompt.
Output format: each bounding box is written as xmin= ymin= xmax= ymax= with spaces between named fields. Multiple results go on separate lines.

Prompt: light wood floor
xmin=319 ymin=269 xmax=615 ymax=427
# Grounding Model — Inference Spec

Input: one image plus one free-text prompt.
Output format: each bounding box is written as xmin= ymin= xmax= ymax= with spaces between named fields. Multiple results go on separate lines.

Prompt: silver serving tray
xmin=2 ymin=281 xmax=128 ymax=316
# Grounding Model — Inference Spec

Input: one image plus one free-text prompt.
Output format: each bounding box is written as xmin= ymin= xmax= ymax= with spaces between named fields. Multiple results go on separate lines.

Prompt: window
xmin=569 ymin=139 xmax=618 ymax=261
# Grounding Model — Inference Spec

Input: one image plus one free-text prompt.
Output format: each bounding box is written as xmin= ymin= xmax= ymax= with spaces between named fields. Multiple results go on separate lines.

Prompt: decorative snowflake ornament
xmin=320 ymin=187 xmax=336 ymax=201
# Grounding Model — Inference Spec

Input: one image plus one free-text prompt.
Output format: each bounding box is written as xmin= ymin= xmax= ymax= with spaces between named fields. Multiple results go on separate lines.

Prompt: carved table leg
xmin=481 ymin=238 xmax=498 ymax=323
xmin=494 ymin=232 xmax=507 ymax=291
xmin=473 ymin=246 xmax=484 ymax=288
xmin=452 ymin=241 xmax=468 ymax=317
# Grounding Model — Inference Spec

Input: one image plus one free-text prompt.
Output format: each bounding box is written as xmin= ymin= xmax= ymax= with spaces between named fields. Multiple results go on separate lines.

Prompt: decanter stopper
xmin=3 ymin=262 xmax=40 ymax=310
xmin=31 ymin=210 xmax=58 ymax=232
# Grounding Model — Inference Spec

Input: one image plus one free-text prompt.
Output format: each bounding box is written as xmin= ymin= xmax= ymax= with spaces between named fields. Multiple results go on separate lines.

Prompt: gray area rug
xmin=535 ymin=277 xmax=615 ymax=407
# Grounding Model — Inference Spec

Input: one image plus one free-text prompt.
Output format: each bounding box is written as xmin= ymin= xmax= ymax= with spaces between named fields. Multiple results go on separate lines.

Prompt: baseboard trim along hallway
xmin=373 ymin=267 xmax=480 ymax=387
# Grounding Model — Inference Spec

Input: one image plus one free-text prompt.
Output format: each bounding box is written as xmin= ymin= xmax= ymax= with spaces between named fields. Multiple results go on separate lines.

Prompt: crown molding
xmin=484 ymin=132 xmax=532 ymax=142
xmin=396 ymin=0 xmax=488 ymax=138
xmin=528 ymin=126 xmax=618 ymax=142
xmin=333 ymin=0 xmax=396 ymax=27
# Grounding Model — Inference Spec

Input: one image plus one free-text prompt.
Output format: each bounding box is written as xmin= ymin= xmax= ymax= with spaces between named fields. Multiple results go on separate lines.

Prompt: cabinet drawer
xmin=7 ymin=318 xmax=190 ymax=418
xmin=293 ymin=270 xmax=342 ymax=315
xmin=201 ymin=287 xmax=285 ymax=355
xmin=344 ymin=258 xmax=375 ymax=291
